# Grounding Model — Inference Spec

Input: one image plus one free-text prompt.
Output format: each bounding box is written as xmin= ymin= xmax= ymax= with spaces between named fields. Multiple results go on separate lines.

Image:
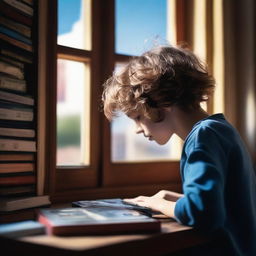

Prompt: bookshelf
xmin=0 ymin=0 xmax=50 ymax=218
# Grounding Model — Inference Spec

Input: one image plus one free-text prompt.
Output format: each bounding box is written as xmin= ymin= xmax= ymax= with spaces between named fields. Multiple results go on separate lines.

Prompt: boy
xmin=102 ymin=45 xmax=256 ymax=255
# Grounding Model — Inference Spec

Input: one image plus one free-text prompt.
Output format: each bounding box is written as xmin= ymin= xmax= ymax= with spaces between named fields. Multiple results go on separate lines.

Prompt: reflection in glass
xmin=111 ymin=112 xmax=182 ymax=162
xmin=57 ymin=59 xmax=90 ymax=166
xmin=58 ymin=0 xmax=91 ymax=50
xmin=115 ymin=0 xmax=167 ymax=56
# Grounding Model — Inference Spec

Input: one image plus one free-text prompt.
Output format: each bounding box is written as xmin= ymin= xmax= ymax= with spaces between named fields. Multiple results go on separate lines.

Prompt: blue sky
xmin=58 ymin=0 xmax=167 ymax=56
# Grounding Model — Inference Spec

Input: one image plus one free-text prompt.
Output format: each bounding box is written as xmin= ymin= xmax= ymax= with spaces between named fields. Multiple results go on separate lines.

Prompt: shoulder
xmin=184 ymin=114 xmax=236 ymax=153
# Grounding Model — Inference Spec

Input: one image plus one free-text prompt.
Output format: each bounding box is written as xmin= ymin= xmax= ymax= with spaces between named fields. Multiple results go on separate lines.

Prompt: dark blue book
xmin=0 ymin=220 xmax=45 ymax=238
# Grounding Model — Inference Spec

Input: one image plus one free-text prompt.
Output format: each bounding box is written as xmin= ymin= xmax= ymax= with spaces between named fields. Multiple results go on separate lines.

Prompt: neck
xmin=170 ymin=106 xmax=209 ymax=140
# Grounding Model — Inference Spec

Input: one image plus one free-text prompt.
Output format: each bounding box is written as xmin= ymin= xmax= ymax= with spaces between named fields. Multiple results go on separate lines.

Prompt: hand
xmin=152 ymin=190 xmax=184 ymax=202
xmin=123 ymin=196 xmax=176 ymax=218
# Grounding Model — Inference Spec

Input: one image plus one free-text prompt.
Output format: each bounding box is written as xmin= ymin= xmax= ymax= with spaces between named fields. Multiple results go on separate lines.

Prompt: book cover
xmin=0 ymin=75 xmax=27 ymax=92
xmin=0 ymin=90 xmax=34 ymax=106
xmin=0 ymin=1 xmax=33 ymax=26
xmin=0 ymin=59 xmax=24 ymax=79
xmin=0 ymin=195 xmax=50 ymax=212
xmin=0 ymin=138 xmax=36 ymax=152
xmin=72 ymin=198 xmax=160 ymax=217
xmin=38 ymin=206 xmax=161 ymax=236
xmin=0 ymin=220 xmax=45 ymax=238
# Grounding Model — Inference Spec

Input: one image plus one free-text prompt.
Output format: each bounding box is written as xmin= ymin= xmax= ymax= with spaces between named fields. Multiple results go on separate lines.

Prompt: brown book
xmin=0 ymin=153 xmax=34 ymax=162
xmin=0 ymin=1 xmax=33 ymax=26
xmin=38 ymin=206 xmax=161 ymax=236
xmin=0 ymin=33 xmax=33 ymax=52
xmin=0 ymin=174 xmax=36 ymax=186
xmin=0 ymin=162 xmax=34 ymax=174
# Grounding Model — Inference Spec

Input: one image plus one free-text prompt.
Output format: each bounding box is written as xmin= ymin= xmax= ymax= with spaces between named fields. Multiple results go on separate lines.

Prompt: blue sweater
xmin=174 ymin=114 xmax=256 ymax=256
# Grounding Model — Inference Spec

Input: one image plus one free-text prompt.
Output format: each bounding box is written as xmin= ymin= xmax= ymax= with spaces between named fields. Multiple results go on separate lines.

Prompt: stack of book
xmin=0 ymin=0 xmax=49 ymax=212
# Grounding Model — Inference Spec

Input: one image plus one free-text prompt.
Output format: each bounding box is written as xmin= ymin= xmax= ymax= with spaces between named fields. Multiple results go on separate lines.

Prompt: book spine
xmin=0 ymin=49 xmax=32 ymax=64
xmin=0 ymin=1 xmax=33 ymax=26
xmin=0 ymin=60 xmax=24 ymax=79
xmin=3 ymin=0 xmax=34 ymax=17
xmin=0 ymin=16 xmax=31 ymax=38
xmin=0 ymin=127 xmax=35 ymax=138
xmin=0 ymin=185 xmax=35 ymax=196
xmin=0 ymin=25 xmax=32 ymax=45
xmin=0 ymin=163 xmax=34 ymax=173
xmin=0 ymin=90 xmax=34 ymax=106
xmin=0 ymin=76 xmax=26 ymax=92
xmin=0 ymin=139 xmax=36 ymax=152
xmin=0 ymin=55 xmax=25 ymax=69
xmin=0 ymin=153 xmax=35 ymax=162
xmin=0 ymin=175 xmax=36 ymax=186
xmin=0 ymin=107 xmax=33 ymax=121
xmin=0 ymin=33 xmax=33 ymax=52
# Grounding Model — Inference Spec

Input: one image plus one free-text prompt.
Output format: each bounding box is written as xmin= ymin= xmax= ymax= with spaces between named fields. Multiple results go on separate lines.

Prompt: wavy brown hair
xmin=102 ymin=45 xmax=215 ymax=122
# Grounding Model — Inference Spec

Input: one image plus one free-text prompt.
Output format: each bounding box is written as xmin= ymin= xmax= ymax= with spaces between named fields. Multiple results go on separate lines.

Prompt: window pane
xmin=58 ymin=0 xmax=91 ymax=50
xmin=115 ymin=0 xmax=168 ymax=56
xmin=111 ymin=113 xmax=182 ymax=162
xmin=57 ymin=59 xmax=90 ymax=166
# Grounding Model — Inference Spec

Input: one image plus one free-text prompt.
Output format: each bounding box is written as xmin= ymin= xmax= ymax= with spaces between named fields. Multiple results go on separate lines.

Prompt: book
xmin=0 ymin=54 xmax=25 ymax=68
xmin=3 ymin=0 xmax=34 ymax=17
xmin=0 ymin=25 xmax=32 ymax=45
xmin=0 ymin=126 xmax=35 ymax=138
xmin=0 ymin=162 xmax=34 ymax=174
xmin=72 ymin=198 xmax=160 ymax=217
xmin=0 ymin=153 xmax=34 ymax=162
xmin=0 ymin=75 xmax=26 ymax=92
xmin=0 ymin=90 xmax=34 ymax=106
xmin=0 ymin=15 xmax=31 ymax=38
xmin=0 ymin=195 xmax=50 ymax=212
xmin=38 ymin=206 xmax=161 ymax=236
xmin=0 ymin=59 xmax=24 ymax=79
xmin=0 ymin=106 xmax=33 ymax=121
xmin=0 ymin=185 xmax=35 ymax=196
xmin=0 ymin=32 xmax=33 ymax=52
xmin=0 ymin=174 xmax=36 ymax=186
xmin=0 ymin=48 xmax=33 ymax=64
xmin=0 ymin=220 xmax=45 ymax=238
xmin=0 ymin=138 xmax=36 ymax=152
xmin=0 ymin=1 xmax=33 ymax=26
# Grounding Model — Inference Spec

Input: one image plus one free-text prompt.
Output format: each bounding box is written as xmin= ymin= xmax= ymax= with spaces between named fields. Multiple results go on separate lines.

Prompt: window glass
xmin=58 ymin=0 xmax=91 ymax=50
xmin=57 ymin=59 xmax=90 ymax=166
xmin=115 ymin=0 xmax=168 ymax=56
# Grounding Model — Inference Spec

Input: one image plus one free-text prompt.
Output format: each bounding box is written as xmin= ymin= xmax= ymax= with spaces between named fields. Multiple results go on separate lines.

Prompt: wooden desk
xmin=1 ymin=219 xmax=212 ymax=256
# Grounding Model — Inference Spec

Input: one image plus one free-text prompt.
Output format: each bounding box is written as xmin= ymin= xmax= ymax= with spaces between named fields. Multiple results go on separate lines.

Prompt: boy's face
xmin=128 ymin=110 xmax=174 ymax=145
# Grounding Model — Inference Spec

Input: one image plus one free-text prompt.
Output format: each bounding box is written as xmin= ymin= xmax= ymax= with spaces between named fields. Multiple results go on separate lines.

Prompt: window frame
xmin=44 ymin=0 xmax=184 ymax=201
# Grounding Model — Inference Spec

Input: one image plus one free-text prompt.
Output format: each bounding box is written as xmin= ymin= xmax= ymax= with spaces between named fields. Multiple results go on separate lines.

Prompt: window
xmin=44 ymin=0 xmax=211 ymax=199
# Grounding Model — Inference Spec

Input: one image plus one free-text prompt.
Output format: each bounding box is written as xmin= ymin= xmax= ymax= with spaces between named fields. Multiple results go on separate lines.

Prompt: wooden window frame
xmin=43 ymin=0 xmax=184 ymax=202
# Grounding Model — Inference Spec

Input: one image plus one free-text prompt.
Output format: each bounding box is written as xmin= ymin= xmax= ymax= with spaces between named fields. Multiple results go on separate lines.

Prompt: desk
xmin=1 ymin=219 xmax=212 ymax=256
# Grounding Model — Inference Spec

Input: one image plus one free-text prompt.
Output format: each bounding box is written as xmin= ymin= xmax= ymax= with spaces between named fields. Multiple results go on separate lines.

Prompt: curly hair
xmin=102 ymin=45 xmax=215 ymax=122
